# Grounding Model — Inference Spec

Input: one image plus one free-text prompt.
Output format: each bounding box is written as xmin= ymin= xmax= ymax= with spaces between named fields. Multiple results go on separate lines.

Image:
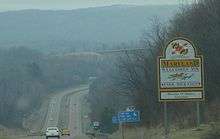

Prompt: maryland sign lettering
xmin=158 ymin=37 xmax=204 ymax=101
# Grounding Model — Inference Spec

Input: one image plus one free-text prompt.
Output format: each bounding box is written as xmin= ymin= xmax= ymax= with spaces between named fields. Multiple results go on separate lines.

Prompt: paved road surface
xmin=69 ymin=89 xmax=89 ymax=137
xmin=43 ymin=85 xmax=89 ymax=131
xmin=8 ymin=85 xmax=89 ymax=139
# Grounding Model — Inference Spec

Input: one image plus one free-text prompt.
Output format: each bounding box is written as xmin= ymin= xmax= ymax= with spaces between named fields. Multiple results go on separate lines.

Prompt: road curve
xmin=11 ymin=84 xmax=89 ymax=139
xmin=69 ymin=89 xmax=89 ymax=138
xmin=43 ymin=85 xmax=89 ymax=131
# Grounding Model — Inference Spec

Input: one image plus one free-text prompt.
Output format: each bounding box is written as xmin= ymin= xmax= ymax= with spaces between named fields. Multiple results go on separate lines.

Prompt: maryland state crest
xmin=171 ymin=42 xmax=189 ymax=56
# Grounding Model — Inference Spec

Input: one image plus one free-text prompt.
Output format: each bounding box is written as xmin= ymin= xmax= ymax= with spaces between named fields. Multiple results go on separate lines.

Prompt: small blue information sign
xmin=118 ymin=111 xmax=140 ymax=123
xmin=112 ymin=115 xmax=119 ymax=124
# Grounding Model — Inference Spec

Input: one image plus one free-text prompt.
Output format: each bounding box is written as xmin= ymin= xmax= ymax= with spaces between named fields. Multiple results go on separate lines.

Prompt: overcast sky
xmin=0 ymin=0 xmax=194 ymax=11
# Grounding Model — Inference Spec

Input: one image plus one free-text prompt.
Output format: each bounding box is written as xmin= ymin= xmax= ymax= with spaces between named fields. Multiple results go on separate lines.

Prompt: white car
xmin=45 ymin=127 xmax=60 ymax=139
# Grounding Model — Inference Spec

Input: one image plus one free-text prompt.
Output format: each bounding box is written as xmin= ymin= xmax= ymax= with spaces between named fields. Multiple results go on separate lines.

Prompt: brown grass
xmin=109 ymin=124 xmax=213 ymax=139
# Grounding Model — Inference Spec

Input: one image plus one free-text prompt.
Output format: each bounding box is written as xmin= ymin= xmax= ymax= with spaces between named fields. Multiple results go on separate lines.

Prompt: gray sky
xmin=0 ymin=0 xmax=194 ymax=11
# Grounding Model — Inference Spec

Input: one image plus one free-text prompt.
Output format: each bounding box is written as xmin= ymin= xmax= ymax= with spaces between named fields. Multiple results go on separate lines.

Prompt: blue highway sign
xmin=112 ymin=115 xmax=119 ymax=124
xmin=118 ymin=111 xmax=140 ymax=123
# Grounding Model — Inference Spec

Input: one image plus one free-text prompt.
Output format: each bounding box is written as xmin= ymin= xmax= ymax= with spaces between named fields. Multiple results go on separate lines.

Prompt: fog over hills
xmin=0 ymin=5 xmax=178 ymax=53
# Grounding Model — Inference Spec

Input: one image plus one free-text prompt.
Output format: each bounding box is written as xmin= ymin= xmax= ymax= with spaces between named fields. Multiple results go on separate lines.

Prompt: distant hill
xmin=0 ymin=5 xmax=178 ymax=53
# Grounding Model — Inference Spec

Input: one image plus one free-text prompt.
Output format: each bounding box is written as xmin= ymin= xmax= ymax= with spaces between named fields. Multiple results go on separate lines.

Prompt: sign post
xmin=120 ymin=122 xmax=125 ymax=139
xmin=164 ymin=102 xmax=169 ymax=139
xmin=196 ymin=102 xmax=200 ymax=127
xmin=116 ymin=110 xmax=140 ymax=139
xmin=158 ymin=37 xmax=205 ymax=137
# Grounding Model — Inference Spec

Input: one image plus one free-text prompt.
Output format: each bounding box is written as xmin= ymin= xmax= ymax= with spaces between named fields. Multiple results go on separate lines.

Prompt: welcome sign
xmin=158 ymin=37 xmax=204 ymax=101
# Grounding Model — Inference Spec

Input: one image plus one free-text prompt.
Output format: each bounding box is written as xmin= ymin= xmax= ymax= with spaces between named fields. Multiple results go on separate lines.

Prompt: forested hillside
xmin=0 ymin=47 xmax=99 ymax=127
xmin=0 ymin=5 xmax=177 ymax=54
xmin=0 ymin=4 xmax=178 ymax=129
xmin=88 ymin=0 xmax=220 ymax=134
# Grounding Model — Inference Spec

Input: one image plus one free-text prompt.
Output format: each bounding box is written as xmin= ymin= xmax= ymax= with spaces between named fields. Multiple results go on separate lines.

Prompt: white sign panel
xmin=160 ymin=59 xmax=202 ymax=88
xmin=158 ymin=38 xmax=204 ymax=101
xmin=161 ymin=91 xmax=203 ymax=100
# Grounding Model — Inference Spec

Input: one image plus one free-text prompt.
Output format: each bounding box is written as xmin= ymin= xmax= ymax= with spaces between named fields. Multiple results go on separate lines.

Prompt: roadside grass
xmin=74 ymin=135 xmax=90 ymax=139
xmin=0 ymin=137 xmax=10 ymax=139
xmin=109 ymin=124 xmax=215 ymax=139
xmin=110 ymin=126 xmax=162 ymax=139
xmin=201 ymin=122 xmax=220 ymax=139
xmin=170 ymin=124 xmax=210 ymax=139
